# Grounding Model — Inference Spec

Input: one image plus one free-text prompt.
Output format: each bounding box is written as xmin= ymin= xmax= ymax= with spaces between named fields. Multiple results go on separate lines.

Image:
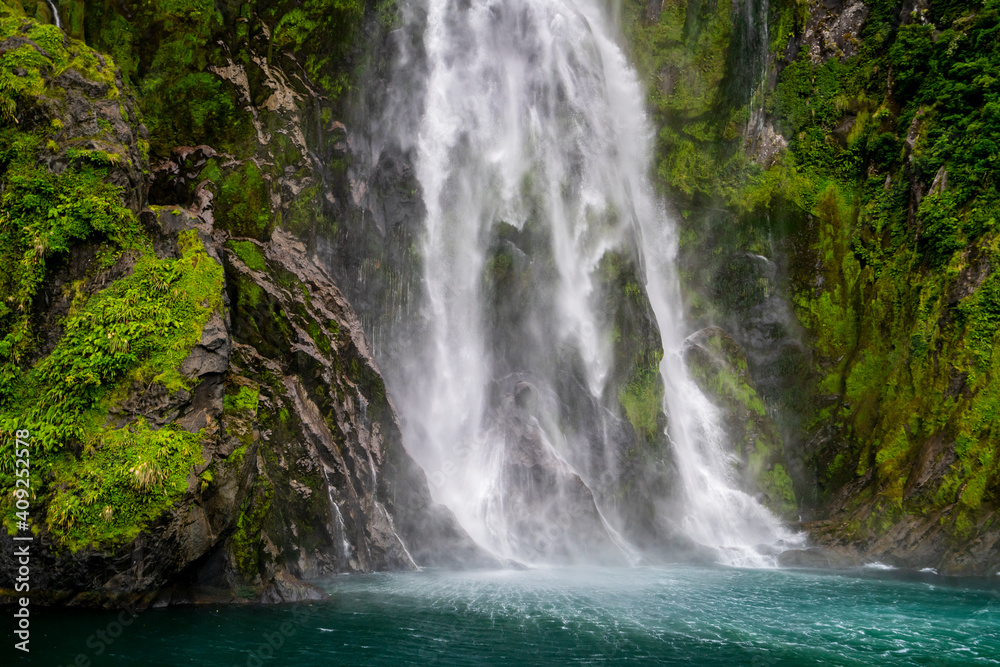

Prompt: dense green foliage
xmin=0 ymin=224 xmax=222 ymax=548
xmin=622 ymin=0 xmax=753 ymax=204
xmin=0 ymin=3 xmax=225 ymax=553
xmin=83 ymin=0 xmax=247 ymax=156
xmin=0 ymin=4 xmax=144 ymax=401
xmin=203 ymin=160 xmax=276 ymax=239
xmin=0 ymin=228 xmax=223 ymax=454
xmin=772 ymin=0 xmax=999 ymax=537
xmin=625 ymin=0 xmax=999 ymax=541
xmin=0 ymin=6 xmax=227 ymax=552
xmin=0 ymin=7 xmax=119 ymax=115
xmin=225 ymin=384 xmax=260 ymax=414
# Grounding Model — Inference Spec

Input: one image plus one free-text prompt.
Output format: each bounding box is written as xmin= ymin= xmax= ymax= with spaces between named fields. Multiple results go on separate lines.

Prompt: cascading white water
xmin=388 ymin=0 xmax=800 ymax=566
xmin=46 ymin=0 xmax=62 ymax=29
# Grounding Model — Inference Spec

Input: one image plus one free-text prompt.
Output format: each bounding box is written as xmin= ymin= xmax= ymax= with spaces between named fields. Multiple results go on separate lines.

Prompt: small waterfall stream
xmin=46 ymin=0 xmax=62 ymax=29
xmin=376 ymin=0 xmax=800 ymax=566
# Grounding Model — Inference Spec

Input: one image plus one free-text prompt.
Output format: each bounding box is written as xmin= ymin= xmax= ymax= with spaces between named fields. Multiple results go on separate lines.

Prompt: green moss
xmin=753 ymin=0 xmax=1000 ymax=539
xmin=827 ymin=453 xmax=846 ymax=478
xmin=618 ymin=365 xmax=664 ymax=439
xmin=235 ymin=274 xmax=265 ymax=310
xmin=0 ymin=230 xmax=223 ymax=458
xmin=285 ymin=184 xmax=322 ymax=236
xmin=229 ymin=443 xmax=248 ymax=466
xmin=63 ymin=147 xmax=124 ymax=168
xmin=0 ymin=130 xmax=144 ymax=401
xmin=269 ymin=0 xmax=363 ymax=100
xmin=213 ymin=162 xmax=275 ymax=240
xmin=305 ymin=319 xmax=332 ymax=355
xmin=0 ymin=6 xmax=120 ymax=119
xmin=198 ymin=466 xmax=214 ymax=493
xmin=226 ymin=240 xmax=267 ymax=272
xmin=689 ymin=349 xmax=768 ymax=419
xmin=933 ymin=344 xmax=1000 ymax=521
xmin=622 ymin=0 xmax=748 ymax=205
xmin=759 ymin=463 xmax=797 ymax=516
xmin=230 ymin=480 xmax=273 ymax=579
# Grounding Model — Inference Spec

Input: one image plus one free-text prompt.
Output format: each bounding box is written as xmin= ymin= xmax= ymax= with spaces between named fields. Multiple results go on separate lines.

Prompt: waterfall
xmin=374 ymin=0 xmax=800 ymax=566
xmin=734 ymin=0 xmax=772 ymax=149
xmin=46 ymin=0 xmax=62 ymax=29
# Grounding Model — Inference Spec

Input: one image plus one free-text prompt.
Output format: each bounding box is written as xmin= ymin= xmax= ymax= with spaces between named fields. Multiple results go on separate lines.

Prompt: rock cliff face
xmin=624 ymin=0 xmax=1000 ymax=577
xmin=0 ymin=2 xmax=489 ymax=608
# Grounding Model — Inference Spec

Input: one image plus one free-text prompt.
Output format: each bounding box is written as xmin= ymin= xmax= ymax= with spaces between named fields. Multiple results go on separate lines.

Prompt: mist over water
xmin=376 ymin=0 xmax=801 ymax=566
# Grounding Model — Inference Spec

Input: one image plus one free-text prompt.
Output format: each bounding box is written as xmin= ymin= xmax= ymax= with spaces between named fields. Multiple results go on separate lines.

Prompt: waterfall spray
xmin=46 ymin=0 xmax=62 ymax=29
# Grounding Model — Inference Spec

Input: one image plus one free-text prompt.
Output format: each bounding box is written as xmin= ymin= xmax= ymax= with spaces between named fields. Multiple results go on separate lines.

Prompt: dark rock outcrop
xmin=783 ymin=0 xmax=870 ymax=65
xmin=0 ymin=197 xmax=493 ymax=607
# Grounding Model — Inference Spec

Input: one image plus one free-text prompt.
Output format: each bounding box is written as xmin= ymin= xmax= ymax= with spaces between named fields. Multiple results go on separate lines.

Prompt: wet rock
xmin=948 ymin=252 xmax=991 ymax=304
xmin=220 ymin=227 xmax=498 ymax=582
xmin=746 ymin=117 xmax=789 ymax=167
xmin=4 ymin=34 xmax=147 ymax=213
xmin=807 ymin=497 xmax=1000 ymax=577
xmin=179 ymin=312 xmax=231 ymax=377
xmin=259 ymin=571 xmax=325 ymax=604
xmin=149 ymin=145 xmax=220 ymax=206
